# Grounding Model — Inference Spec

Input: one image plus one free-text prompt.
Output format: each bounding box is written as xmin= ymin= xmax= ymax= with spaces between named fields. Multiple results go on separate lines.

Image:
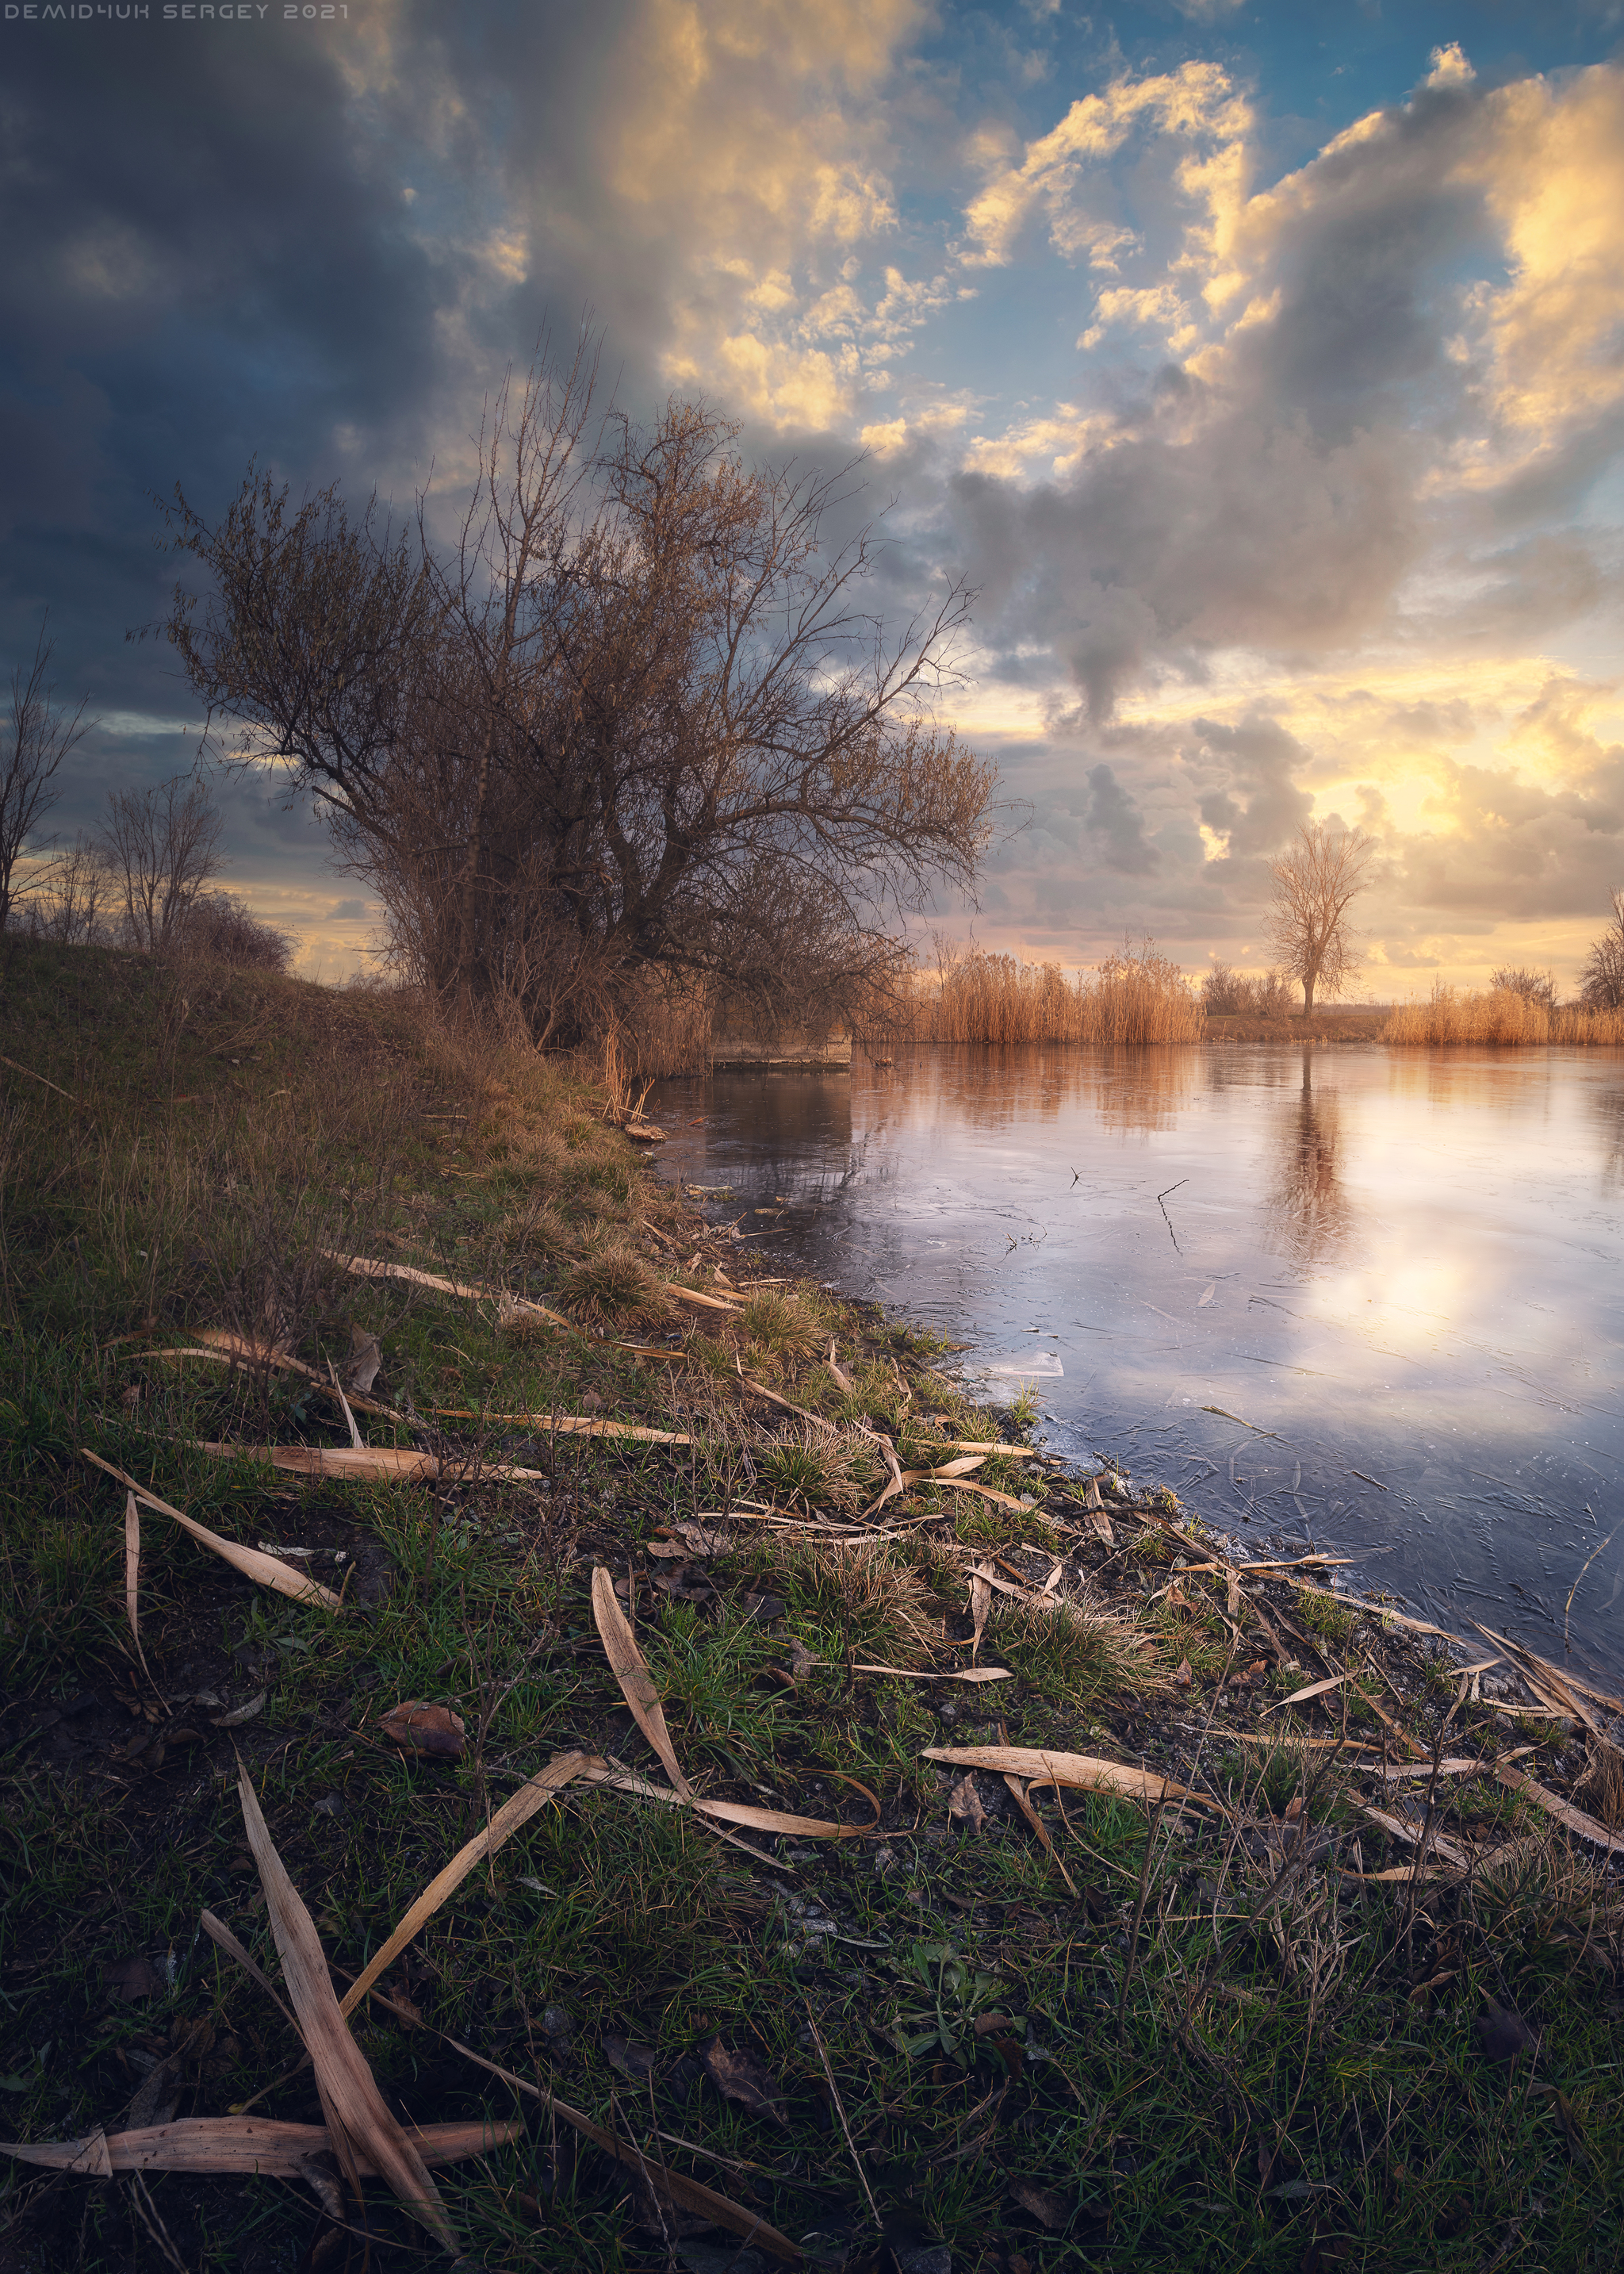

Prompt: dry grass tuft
xmin=740 ymin=1289 xmax=825 ymax=1359
xmin=1574 ymin=1737 xmax=1624 ymax=1829
xmin=753 ymin=1423 xmax=881 ymax=1513
xmin=782 ymin=1537 xmax=940 ymax=1666
xmin=556 ymin=1233 xmax=671 ymax=1329
xmin=990 ymin=1586 xmax=1165 ymax=1700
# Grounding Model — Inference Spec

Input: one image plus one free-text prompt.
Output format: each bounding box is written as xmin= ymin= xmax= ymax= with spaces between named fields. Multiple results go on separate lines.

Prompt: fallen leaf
xmin=1476 ymin=2004 xmax=1536 ymax=2064
xmin=583 ymin=1760 xmax=874 ymax=1844
xmin=1262 ymin=1672 xmax=1348 ymax=1715
xmin=103 ymin=1954 xmax=162 ymax=2004
xmin=122 ymin=1490 xmax=150 ymax=1682
xmin=1494 ymin=1763 xmax=1624 ymax=1854
xmin=701 ymin=2040 xmax=787 ymax=2126
xmin=592 ymin=1566 xmax=692 ymax=1797
xmin=378 ymin=1701 xmax=466 ymax=1759
xmin=235 ymin=1766 xmax=458 ymax=2249
xmin=82 ymin=1452 xmax=343 ymax=1609
xmin=196 ymin=1441 xmax=555 ymax=1482
xmin=852 ymin=1663 xmax=1012 ymax=1685
xmin=1002 ymin=1774 xmax=1078 ymax=1896
xmin=1007 ymin=2177 xmax=1068 ymax=2229
xmin=923 ymin=1746 xmax=1211 ymax=1810
xmin=0 ymin=2116 xmax=517 ymax=2178
xmin=902 ymin=1472 xmax=1027 ymax=1513
xmin=339 ymin=1752 xmax=588 ymax=2019
xmin=1174 ymin=1659 xmax=1193 ymax=1689
xmin=677 ymin=1520 xmax=732 ymax=1555
xmin=968 ymin=1566 xmax=991 ymax=1663
xmin=344 ymin=1329 xmax=383 ymax=1395
xmin=212 ymin=1693 xmax=266 ymax=1728
xmin=653 ymin=1570 xmax=716 ymax=1604
xmin=603 ymin=2035 xmax=659 ymax=2082
xmin=948 ymin=1772 xmax=986 ymax=1836
xmin=427 ymin=1409 xmax=692 ymax=1446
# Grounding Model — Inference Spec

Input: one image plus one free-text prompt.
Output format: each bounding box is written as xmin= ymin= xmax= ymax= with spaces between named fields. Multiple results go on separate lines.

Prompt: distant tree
xmin=153 ymin=339 xmax=997 ymax=1046
xmin=29 ymin=836 xmax=112 ymax=945
xmin=1580 ymin=891 xmax=1624 ymax=1010
xmin=0 ymin=619 xmax=93 ymax=933
xmin=1266 ymin=822 xmax=1377 ymax=1013
xmin=100 ymin=773 xmax=224 ymax=952
xmin=1490 ymin=965 xmax=1557 ymax=1012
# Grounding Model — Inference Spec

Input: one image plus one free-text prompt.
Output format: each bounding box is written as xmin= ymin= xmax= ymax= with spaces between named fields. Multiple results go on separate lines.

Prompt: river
xmin=650 ymin=1042 xmax=1624 ymax=1688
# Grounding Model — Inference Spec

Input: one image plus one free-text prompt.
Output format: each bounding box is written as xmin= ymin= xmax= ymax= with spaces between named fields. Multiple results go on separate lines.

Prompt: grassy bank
xmin=2 ymin=940 xmax=1622 ymax=2274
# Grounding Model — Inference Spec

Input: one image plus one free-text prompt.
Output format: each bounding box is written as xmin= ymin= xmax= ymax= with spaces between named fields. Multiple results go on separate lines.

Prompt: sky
xmin=4 ymin=0 xmax=1623 ymax=993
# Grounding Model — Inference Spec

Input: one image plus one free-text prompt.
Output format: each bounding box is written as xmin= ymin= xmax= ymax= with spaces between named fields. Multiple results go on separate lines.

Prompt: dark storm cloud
xmin=2 ymin=16 xmax=450 ymax=683
xmin=0 ymin=2 xmax=660 ymax=923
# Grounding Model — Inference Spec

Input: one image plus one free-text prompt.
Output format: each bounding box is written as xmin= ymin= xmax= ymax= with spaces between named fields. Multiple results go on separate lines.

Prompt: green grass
xmin=1 ymin=939 xmax=1621 ymax=2272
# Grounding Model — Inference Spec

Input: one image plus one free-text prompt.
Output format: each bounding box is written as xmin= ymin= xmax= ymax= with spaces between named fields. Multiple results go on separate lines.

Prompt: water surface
xmin=651 ymin=1044 xmax=1624 ymax=1686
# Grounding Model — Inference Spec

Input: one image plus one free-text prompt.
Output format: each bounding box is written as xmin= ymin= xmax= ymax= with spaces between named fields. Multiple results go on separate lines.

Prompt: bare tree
xmin=0 ymin=619 xmax=93 ymax=932
xmin=1266 ymin=821 xmax=1377 ymax=1013
xmin=100 ymin=773 xmax=224 ymax=952
xmin=31 ymin=836 xmax=112 ymax=945
xmin=1491 ymin=964 xmax=1557 ymax=1012
xmin=154 ymin=342 xmax=997 ymax=1042
xmin=1580 ymin=891 xmax=1624 ymax=1010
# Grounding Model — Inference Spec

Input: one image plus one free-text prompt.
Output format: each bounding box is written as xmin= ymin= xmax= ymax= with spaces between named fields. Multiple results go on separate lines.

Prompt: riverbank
xmin=1 ymin=941 xmax=1620 ymax=2273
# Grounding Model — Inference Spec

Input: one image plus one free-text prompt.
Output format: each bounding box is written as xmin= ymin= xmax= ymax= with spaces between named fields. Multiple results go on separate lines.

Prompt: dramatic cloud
xmin=2 ymin=4 xmax=1621 ymax=984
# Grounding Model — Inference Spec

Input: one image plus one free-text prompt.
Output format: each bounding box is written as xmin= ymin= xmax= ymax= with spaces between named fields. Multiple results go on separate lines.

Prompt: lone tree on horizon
xmin=1266 ymin=819 xmax=1377 ymax=1013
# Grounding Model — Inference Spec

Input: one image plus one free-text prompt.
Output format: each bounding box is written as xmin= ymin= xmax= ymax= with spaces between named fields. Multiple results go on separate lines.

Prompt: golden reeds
xmin=1384 ymin=984 xmax=1624 ymax=1046
xmin=894 ymin=941 xmax=1204 ymax=1047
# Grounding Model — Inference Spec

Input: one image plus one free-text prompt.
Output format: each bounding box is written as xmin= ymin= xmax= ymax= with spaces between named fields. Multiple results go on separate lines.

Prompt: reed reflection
xmin=872 ymin=1043 xmax=1199 ymax=1137
xmin=1266 ymin=1049 xmax=1353 ymax=1267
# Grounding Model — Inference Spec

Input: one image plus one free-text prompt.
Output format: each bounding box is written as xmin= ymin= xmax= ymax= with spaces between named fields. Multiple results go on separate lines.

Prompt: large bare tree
xmin=1266 ymin=820 xmax=1377 ymax=1013
xmin=0 ymin=620 xmax=93 ymax=933
xmin=152 ymin=346 xmax=997 ymax=1042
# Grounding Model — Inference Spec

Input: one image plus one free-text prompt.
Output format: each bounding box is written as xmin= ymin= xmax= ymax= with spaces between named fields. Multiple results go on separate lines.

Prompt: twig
xmin=0 ymin=1052 xmax=78 ymax=1106
xmin=803 ymin=2000 xmax=879 ymax=2232
xmin=1564 ymin=1523 xmax=1618 ymax=1651
xmin=1116 ymin=1792 xmax=1166 ymax=2043
xmin=1156 ymin=1180 xmax=1185 ymax=1252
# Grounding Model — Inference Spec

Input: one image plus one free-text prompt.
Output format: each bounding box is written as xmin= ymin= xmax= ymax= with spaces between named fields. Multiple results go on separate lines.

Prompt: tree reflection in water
xmin=1267 ymin=1048 xmax=1352 ymax=1266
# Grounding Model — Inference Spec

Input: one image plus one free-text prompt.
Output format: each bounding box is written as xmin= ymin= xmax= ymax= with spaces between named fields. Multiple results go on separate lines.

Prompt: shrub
xmin=176 ymin=892 xmax=293 ymax=972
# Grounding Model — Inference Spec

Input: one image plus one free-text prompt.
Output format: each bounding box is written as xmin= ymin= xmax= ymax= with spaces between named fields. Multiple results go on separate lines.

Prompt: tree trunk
xmin=1302 ymin=972 xmax=1316 ymax=1013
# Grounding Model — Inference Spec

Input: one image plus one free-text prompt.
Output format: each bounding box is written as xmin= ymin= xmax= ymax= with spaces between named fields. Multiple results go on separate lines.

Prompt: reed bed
xmin=1384 ymin=983 xmax=1624 ymax=1045
xmin=894 ymin=942 xmax=1205 ymax=1046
